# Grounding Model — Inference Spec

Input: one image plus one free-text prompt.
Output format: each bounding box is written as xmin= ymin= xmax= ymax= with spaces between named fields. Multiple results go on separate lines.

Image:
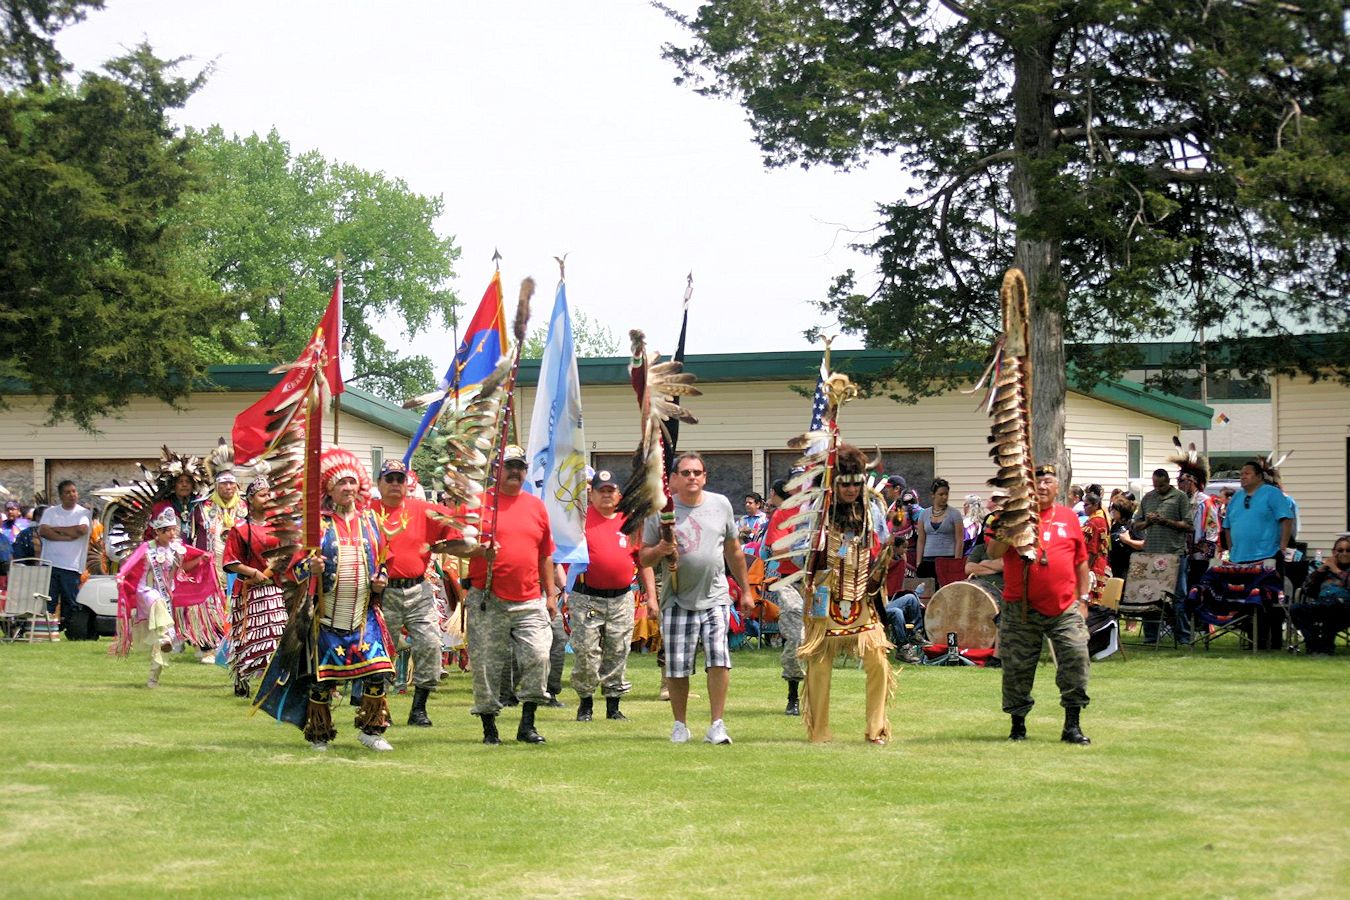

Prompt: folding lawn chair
xmin=1187 ymin=562 xmax=1284 ymax=652
xmin=1 ymin=559 xmax=56 ymax=643
xmin=1118 ymin=553 xmax=1180 ymax=649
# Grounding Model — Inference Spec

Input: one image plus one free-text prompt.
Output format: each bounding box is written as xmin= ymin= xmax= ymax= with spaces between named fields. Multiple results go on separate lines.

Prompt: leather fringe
xmin=354 ymin=691 xmax=391 ymax=735
xmin=302 ymin=699 xmax=336 ymax=743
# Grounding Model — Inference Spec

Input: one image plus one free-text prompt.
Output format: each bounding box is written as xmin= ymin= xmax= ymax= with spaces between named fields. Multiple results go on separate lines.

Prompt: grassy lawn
xmin=1 ymin=637 xmax=1347 ymax=898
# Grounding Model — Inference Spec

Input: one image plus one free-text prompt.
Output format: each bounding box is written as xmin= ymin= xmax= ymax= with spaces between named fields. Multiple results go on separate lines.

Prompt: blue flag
xmin=525 ymin=280 xmax=589 ymax=574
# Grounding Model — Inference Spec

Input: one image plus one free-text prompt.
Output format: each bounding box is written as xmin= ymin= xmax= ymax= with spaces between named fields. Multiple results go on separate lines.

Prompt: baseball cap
xmin=4 ymin=500 xmax=19 ymax=511
xmin=885 ymin=475 xmax=906 ymax=489
xmin=1035 ymin=464 xmax=1057 ymax=478
xmin=591 ymin=469 xmax=620 ymax=490
xmin=380 ymin=459 xmax=409 ymax=478
xmin=503 ymin=444 xmax=527 ymax=465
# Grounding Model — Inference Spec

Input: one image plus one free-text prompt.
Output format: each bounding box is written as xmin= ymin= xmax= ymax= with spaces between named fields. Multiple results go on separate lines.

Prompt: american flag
xmin=805 ymin=354 xmax=830 ymax=459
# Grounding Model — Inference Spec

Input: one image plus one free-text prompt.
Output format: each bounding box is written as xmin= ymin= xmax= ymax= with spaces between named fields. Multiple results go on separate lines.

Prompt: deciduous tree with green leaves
xmin=177 ymin=127 xmax=461 ymax=401
xmin=660 ymin=0 xmax=1349 ymax=472
xmin=520 ymin=307 xmax=620 ymax=359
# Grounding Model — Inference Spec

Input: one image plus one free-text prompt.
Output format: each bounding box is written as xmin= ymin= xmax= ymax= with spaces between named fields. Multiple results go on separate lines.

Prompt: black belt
xmin=387 ymin=575 xmax=425 ymax=589
xmin=576 ymin=584 xmax=631 ymax=598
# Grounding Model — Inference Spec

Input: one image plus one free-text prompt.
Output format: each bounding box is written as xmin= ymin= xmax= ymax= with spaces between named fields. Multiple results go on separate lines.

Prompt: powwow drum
xmin=924 ymin=580 xmax=1000 ymax=649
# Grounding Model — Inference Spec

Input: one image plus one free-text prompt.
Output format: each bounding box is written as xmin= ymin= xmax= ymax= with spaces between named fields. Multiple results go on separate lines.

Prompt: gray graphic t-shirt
xmin=643 ymin=492 xmax=737 ymax=612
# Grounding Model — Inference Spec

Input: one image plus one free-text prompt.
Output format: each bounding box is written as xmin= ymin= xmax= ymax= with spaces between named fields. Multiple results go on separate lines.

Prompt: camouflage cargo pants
xmin=467 ymin=588 xmax=551 ymax=715
xmin=772 ymin=583 xmax=805 ymax=681
xmin=999 ymin=602 xmax=1091 ymax=717
xmin=381 ymin=582 xmax=443 ymax=691
xmin=569 ymin=589 xmax=635 ymax=698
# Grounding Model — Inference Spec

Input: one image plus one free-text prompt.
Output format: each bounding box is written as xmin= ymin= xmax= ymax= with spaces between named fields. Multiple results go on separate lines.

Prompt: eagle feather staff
xmin=982 ymin=268 xmax=1040 ymax=562
xmin=617 ymin=329 xmax=701 ymax=586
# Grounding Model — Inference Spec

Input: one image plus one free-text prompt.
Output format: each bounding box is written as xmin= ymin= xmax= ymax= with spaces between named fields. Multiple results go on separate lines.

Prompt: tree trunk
xmin=1007 ymin=34 xmax=1069 ymax=492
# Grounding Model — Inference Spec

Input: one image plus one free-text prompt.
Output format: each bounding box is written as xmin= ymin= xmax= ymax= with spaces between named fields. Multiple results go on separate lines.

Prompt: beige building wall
xmin=0 ymin=394 xmax=408 ymax=499
xmin=1272 ymin=376 xmax=1350 ymax=555
xmin=518 ymin=380 xmax=1183 ymax=501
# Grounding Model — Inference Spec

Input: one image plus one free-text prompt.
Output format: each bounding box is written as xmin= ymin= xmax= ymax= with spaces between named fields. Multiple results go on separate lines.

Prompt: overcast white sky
xmin=60 ymin=1 xmax=909 ymax=364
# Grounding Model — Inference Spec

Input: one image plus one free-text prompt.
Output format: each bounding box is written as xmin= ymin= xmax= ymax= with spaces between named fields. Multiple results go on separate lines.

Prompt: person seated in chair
xmin=1291 ymin=537 xmax=1350 ymax=655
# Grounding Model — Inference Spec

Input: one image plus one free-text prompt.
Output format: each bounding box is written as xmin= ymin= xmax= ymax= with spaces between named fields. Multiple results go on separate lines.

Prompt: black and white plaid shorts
xmin=661 ymin=603 xmax=732 ymax=678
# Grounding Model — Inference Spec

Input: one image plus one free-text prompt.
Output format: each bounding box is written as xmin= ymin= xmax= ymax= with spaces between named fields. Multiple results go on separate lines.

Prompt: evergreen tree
xmin=661 ymin=0 xmax=1349 ymax=471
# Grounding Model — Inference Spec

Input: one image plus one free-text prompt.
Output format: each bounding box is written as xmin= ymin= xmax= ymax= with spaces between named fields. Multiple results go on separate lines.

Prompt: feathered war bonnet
xmin=319 ymin=448 xmax=373 ymax=506
xmin=1168 ymin=436 xmax=1211 ymax=488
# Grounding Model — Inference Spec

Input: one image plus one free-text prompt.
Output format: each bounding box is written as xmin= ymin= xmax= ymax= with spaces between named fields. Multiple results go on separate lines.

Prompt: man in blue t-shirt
xmin=1223 ymin=460 xmax=1294 ymax=566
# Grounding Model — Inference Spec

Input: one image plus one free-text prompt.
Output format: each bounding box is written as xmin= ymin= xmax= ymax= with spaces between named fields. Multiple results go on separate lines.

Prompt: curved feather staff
xmin=617 ymin=329 xmax=701 ymax=587
xmin=482 ymin=278 xmax=535 ymax=594
xmin=980 ymin=268 xmax=1040 ymax=563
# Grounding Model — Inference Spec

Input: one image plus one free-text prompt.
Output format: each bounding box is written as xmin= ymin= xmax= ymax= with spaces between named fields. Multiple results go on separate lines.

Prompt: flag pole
xmin=332 ymin=254 xmax=345 ymax=445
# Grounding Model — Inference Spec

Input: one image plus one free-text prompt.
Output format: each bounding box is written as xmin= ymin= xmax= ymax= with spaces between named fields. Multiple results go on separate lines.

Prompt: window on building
xmin=1127 ymin=436 xmax=1143 ymax=480
xmin=371 ymin=447 xmax=383 ymax=479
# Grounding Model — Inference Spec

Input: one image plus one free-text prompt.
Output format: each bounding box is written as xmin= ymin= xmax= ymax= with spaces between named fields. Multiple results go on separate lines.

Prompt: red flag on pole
xmin=232 ymin=278 xmax=344 ymax=464
xmin=316 ymin=276 xmax=345 ymax=396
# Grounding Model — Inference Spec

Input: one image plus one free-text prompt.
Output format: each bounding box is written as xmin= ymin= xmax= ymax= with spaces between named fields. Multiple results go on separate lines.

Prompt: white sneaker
xmin=310 ymin=741 xmax=329 ymax=752
xmin=704 ymin=719 xmax=732 ymax=745
xmin=670 ymin=721 xmax=691 ymax=743
xmin=358 ymin=731 xmax=393 ymax=752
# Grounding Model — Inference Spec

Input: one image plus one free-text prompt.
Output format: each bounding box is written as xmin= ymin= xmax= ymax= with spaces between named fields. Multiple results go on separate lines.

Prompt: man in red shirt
xmin=989 ymin=464 xmax=1093 ymax=745
xmin=570 ymin=469 xmax=641 ymax=723
xmin=460 ymin=445 xmax=559 ymax=745
xmin=373 ymin=459 xmax=458 ymax=728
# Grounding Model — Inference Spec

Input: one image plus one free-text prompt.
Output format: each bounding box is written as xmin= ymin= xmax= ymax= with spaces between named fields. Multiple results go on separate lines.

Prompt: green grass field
xmin=2 ymin=638 xmax=1347 ymax=898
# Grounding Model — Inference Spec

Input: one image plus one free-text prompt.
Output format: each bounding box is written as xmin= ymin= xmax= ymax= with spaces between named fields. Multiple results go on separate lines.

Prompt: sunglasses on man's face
xmin=677 ymin=469 xmax=705 ymax=477
xmin=383 ymin=474 xmax=407 ymax=483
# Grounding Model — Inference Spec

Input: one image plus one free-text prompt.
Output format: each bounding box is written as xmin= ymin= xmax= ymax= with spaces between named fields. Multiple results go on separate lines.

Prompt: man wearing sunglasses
xmin=1223 ymin=460 xmax=1295 ymax=573
xmin=374 ymin=459 xmax=458 ymax=729
xmin=640 ymin=451 xmax=751 ymax=745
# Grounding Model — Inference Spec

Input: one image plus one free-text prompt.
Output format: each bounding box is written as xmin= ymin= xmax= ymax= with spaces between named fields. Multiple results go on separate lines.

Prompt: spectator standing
xmin=640 ymin=451 xmax=750 ymax=745
xmin=1107 ymin=499 xmax=1142 ymax=581
xmin=1173 ymin=455 xmax=1220 ymax=594
xmin=1223 ymin=459 xmax=1294 ymax=569
xmin=39 ymin=481 xmax=91 ymax=634
xmin=915 ymin=478 xmax=964 ymax=578
xmin=1133 ymin=468 xmax=1193 ymax=644
xmin=1081 ymin=493 xmax=1110 ymax=609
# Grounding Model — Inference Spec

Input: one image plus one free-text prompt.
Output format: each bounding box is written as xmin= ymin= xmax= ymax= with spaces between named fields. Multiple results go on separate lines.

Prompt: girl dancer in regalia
xmin=110 ymin=507 xmax=220 ymax=687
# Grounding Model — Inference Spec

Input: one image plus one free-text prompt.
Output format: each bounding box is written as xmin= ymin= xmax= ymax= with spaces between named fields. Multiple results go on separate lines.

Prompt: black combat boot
xmin=1061 ymin=707 xmax=1091 ymax=745
xmin=605 ymin=696 xmax=627 ymax=721
xmin=576 ymin=695 xmax=594 ymax=722
xmin=517 ymin=702 xmax=546 ymax=744
xmin=480 ymin=714 xmax=500 ymax=745
xmin=785 ymin=679 xmax=801 ymax=716
xmin=407 ymin=686 xmax=433 ymax=727
xmin=1009 ymin=714 xmax=1027 ymax=741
